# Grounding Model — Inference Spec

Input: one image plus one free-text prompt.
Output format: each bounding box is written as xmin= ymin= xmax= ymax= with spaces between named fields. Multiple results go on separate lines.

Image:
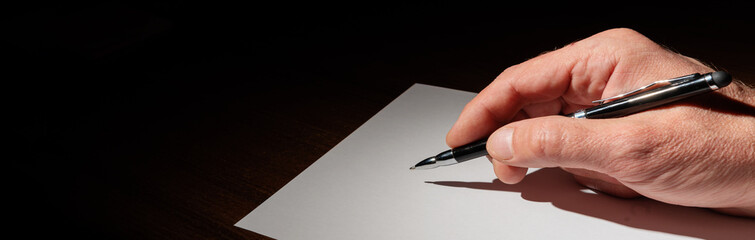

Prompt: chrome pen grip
xmin=571 ymin=72 xmax=731 ymax=119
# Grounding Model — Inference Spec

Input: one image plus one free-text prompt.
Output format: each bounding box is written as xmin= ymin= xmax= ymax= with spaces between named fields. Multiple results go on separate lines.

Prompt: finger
xmin=522 ymin=98 xmax=564 ymax=118
xmin=445 ymin=30 xmax=623 ymax=148
xmin=486 ymin=115 xmax=640 ymax=174
xmin=446 ymin=58 xmax=574 ymax=148
xmin=487 ymin=155 xmax=528 ymax=184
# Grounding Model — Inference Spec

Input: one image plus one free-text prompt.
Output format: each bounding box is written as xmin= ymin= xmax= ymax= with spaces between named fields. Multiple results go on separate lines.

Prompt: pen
xmin=410 ymin=71 xmax=733 ymax=170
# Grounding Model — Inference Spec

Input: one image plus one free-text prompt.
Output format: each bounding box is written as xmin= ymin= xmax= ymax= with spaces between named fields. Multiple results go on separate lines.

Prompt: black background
xmin=5 ymin=1 xmax=754 ymax=239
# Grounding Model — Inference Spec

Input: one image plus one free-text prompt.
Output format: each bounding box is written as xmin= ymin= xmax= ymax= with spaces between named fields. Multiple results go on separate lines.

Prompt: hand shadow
xmin=426 ymin=168 xmax=755 ymax=239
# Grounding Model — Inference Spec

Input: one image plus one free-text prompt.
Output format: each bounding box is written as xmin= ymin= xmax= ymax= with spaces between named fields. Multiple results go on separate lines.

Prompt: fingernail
xmin=489 ymin=128 xmax=514 ymax=160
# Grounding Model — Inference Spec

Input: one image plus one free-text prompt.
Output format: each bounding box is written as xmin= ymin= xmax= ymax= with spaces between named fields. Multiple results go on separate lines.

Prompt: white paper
xmin=236 ymin=84 xmax=755 ymax=239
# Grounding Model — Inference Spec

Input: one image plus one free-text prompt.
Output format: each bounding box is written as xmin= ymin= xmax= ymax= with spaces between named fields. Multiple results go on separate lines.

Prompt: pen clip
xmin=591 ymin=73 xmax=699 ymax=104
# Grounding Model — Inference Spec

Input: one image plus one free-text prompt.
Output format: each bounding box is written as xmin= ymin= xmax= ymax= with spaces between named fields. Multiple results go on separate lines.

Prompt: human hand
xmin=446 ymin=28 xmax=755 ymax=217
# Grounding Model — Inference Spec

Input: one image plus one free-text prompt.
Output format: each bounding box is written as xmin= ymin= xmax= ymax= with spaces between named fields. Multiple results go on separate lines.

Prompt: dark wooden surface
xmin=6 ymin=2 xmax=754 ymax=239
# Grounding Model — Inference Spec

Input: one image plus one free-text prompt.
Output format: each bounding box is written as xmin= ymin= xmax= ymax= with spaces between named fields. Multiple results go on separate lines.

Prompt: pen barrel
xmin=582 ymin=74 xmax=717 ymax=119
xmin=452 ymin=139 xmax=488 ymax=163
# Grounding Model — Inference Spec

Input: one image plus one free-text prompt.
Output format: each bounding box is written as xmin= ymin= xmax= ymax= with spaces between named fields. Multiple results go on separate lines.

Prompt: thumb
xmin=487 ymin=115 xmax=633 ymax=173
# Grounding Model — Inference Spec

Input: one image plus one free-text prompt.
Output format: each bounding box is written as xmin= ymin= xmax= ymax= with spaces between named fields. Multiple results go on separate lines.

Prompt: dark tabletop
xmin=6 ymin=2 xmax=754 ymax=239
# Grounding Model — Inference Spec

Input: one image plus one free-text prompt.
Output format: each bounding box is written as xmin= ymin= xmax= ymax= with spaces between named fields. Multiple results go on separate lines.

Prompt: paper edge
xmin=234 ymin=83 xmax=473 ymax=229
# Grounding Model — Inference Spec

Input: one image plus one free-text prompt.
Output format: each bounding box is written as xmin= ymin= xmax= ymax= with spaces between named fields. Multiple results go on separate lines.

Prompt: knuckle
xmin=498 ymin=64 xmax=521 ymax=78
xmin=570 ymin=28 xmax=641 ymax=48
xmin=602 ymin=28 xmax=642 ymax=38
xmin=525 ymin=120 xmax=571 ymax=161
xmin=589 ymin=28 xmax=659 ymax=51
xmin=597 ymin=28 xmax=647 ymax=43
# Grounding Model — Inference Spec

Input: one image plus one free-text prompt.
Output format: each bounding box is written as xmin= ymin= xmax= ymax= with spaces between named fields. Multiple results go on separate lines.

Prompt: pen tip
xmin=409 ymin=166 xmax=416 ymax=170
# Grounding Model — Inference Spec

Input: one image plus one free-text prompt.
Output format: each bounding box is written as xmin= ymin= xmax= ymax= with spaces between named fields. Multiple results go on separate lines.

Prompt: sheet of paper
xmin=236 ymin=84 xmax=755 ymax=239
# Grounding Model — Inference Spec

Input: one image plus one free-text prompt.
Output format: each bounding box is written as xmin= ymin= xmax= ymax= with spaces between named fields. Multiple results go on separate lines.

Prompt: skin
xmin=446 ymin=28 xmax=755 ymax=217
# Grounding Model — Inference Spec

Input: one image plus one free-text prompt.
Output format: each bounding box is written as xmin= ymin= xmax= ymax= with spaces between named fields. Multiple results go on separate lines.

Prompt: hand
xmin=446 ymin=28 xmax=755 ymax=217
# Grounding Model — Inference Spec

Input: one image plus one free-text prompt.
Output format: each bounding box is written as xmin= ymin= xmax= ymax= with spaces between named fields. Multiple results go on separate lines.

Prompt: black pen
xmin=410 ymin=71 xmax=732 ymax=170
